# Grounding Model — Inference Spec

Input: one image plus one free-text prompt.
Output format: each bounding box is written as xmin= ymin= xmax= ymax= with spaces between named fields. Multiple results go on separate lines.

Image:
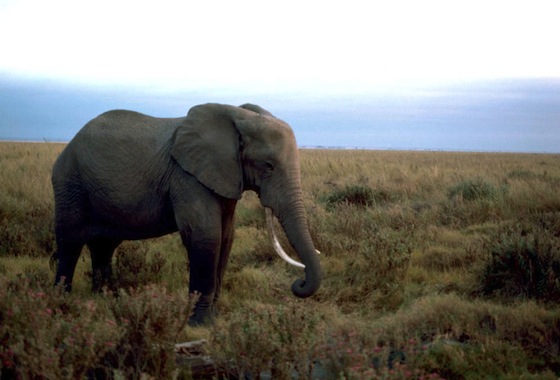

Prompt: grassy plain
xmin=1 ymin=141 xmax=560 ymax=378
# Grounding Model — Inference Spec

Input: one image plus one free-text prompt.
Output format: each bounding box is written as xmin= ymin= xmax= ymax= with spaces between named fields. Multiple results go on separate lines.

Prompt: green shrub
xmin=367 ymin=294 xmax=560 ymax=378
xmin=507 ymin=169 xmax=560 ymax=186
xmin=103 ymin=285 xmax=198 ymax=379
xmin=440 ymin=179 xmax=509 ymax=227
xmin=479 ymin=221 xmax=560 ymax=301
xmin=321 ymin=228 xmax=412 ymax=312
xmin=113 ymin=242 xmax=166 ymax=290
xmin=210 ymin=302 xmax=321 ymax=379
xmin=323 ymin=184 xmax=396 ymax=210
xmin=507 ymin=169 xmax=540 ymax=181
xmin=0 ymin=274 xmax=198 ymax=379
xmin=318 ymin=328 xmax=445 ymax=380
xmin=0 ymin=276 xmax=123 ymax=379
xmin=447 ymin=178 xmax=506 ymax=201
xmin=0 ymin=206 xmax=55 ymax=257
xmin=306 ymin=204 xmax=412 ymax=311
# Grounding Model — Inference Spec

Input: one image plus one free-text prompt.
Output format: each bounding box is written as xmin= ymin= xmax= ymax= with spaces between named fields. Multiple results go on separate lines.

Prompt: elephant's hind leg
xmin=54 ymin=239 xmax=84 ymax=292
xmin=53 ymin=183 xmax=89 ymax=291
xmin=88 ymin=238 xmax=121 ymax=292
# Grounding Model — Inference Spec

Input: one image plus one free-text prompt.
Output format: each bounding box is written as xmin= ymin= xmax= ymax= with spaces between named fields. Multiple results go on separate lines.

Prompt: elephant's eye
xmin=264 ymin=162 xmax=274 ymax=172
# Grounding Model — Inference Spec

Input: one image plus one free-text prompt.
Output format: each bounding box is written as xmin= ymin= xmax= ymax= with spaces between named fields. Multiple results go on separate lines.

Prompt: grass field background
xmin=1 ymin=141 xmax=559 ymax=379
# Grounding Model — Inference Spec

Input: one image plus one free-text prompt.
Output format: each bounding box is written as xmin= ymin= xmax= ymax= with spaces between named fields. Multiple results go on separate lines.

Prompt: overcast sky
xmin=2 ymin=0 xmax=559 ymax=91
xmin=1 ymin=0 xmax=559 ymax=152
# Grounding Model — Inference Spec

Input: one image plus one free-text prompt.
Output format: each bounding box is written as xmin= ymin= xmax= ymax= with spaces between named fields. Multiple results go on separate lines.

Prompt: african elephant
xmin=51 ymin=103 xmax=322 ymax=324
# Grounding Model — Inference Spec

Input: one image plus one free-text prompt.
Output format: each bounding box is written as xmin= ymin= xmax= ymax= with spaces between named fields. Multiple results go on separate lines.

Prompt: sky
xmin=1 ymin=0 xmax=559 ymax=152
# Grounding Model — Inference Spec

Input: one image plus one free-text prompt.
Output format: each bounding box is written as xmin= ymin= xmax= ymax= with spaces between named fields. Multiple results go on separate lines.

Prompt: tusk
xmin=265 ymin=207 xmax=305 ymax=269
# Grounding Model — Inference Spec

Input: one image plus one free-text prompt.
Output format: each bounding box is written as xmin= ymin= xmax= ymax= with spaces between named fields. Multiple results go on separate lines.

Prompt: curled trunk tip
xmin=291 ymin=275 xmax=321 ymax=298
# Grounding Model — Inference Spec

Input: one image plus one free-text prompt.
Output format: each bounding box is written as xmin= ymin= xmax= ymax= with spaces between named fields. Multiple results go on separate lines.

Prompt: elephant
xmin=51 ymin=103 xmax=322 ymax=324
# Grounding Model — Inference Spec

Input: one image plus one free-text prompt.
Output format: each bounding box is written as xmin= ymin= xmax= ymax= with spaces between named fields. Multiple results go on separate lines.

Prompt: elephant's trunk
xmin=266 ymin=186 xmax=322 ymax=298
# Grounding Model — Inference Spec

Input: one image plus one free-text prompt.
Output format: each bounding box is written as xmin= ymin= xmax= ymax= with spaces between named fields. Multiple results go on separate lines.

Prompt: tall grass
xmin=0 ymin=142 xmax=63 ymax=257
xmin=1 ymin=142 xmax=560 ymax=378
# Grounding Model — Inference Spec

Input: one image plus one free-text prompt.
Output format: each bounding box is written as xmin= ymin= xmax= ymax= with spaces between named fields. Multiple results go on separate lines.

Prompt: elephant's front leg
xmin=172 ymin=181 xmax=228 ymax=325
xmin=176 ymin=206 xmax=223 ymax=326
xmin=214 ymin=200 xmax=237 ymax=304
xmin=187 ymin=238 xmax=221 ymax=325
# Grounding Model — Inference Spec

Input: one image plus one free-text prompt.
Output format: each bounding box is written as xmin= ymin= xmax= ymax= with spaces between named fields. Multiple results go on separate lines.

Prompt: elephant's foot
xmin=189 ymin=307 xmax=217 ymax=326
xmin=188 ymin=295 xmax=217 ymax=326
xmin=91 ymin=270 xmax=115 ymax=293
xmin=54 ymin=274 xmax=73 ymax=292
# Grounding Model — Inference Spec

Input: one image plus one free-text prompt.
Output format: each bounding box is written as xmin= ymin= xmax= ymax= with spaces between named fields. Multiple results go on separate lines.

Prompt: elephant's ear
xmin=171 ymin=104 xmax=243 ymax=200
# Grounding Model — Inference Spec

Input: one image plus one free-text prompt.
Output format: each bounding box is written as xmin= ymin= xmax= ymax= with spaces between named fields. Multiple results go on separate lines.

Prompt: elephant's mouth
xmin=264 ymin=207 xmax=320 ymax=268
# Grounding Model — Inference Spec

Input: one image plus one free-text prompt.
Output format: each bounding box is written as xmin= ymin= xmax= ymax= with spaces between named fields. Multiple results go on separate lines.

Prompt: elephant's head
xmin=171 ymin=103 xmax=322 ymax=298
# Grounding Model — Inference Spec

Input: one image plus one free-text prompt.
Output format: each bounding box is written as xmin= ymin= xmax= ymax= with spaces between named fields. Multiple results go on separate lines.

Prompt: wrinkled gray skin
xmin=52 ymin=103 xmax=322 ymax=325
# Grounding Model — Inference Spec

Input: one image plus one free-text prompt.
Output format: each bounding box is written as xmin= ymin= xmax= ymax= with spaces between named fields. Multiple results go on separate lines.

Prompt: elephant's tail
xmin=49 ymin=250 xmax=59 ymax=271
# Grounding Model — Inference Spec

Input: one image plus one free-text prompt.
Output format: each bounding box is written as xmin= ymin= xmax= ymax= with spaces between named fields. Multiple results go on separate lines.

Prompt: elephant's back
xmin=68 ymin=110 xmax=183 ymax=156
xmin=81 ymin=110 xmax=182 ymax=145
xmin=54 ymin=110 xmax=184 ymax=184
